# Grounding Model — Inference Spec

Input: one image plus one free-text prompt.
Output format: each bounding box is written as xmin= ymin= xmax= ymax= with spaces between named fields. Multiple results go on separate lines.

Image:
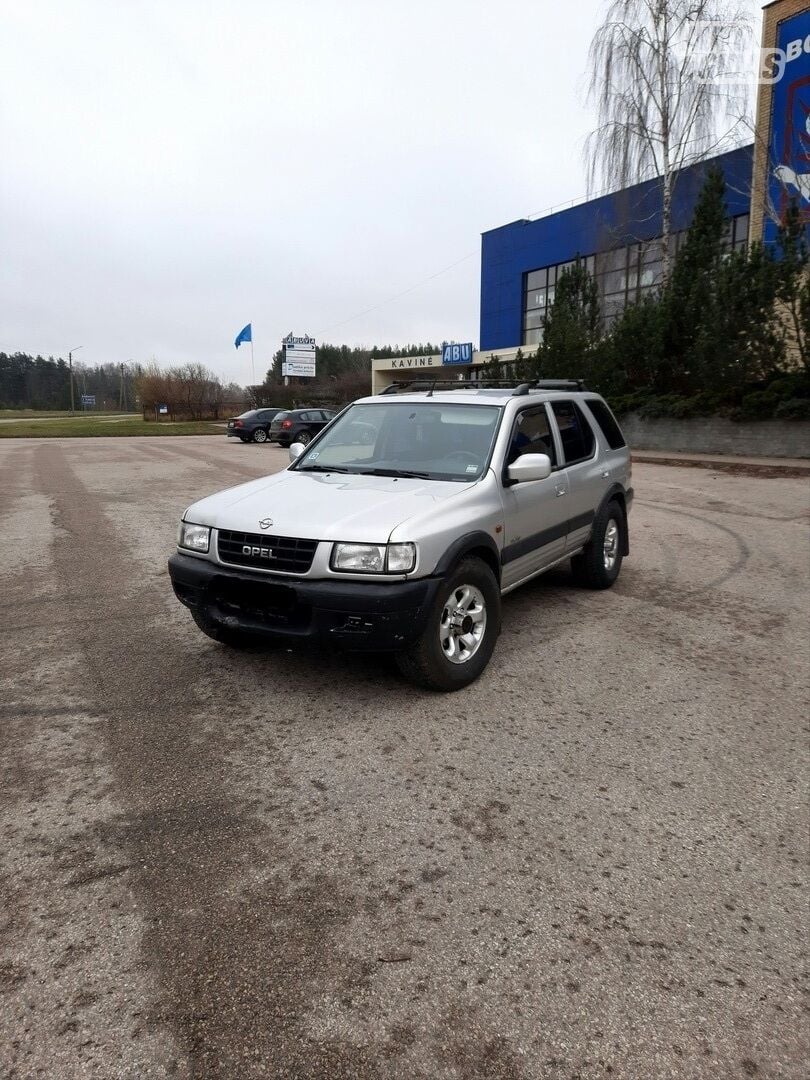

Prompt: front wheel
xmin=395 ymin=558 xmax=500 ymax=691
xmin=252 ymin=428 xmax=268 ymax=444
xmin=571 ymin=499 xmax=624 ymax=589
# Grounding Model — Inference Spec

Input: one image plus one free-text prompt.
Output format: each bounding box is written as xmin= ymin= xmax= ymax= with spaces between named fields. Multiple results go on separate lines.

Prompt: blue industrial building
xmin=479 ymin=145 xmax=754 ymax=352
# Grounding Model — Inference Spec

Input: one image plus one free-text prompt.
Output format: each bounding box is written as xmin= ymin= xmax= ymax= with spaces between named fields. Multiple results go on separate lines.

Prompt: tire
xmin=395 ymin=558 xmax=500 ymax=691
xmin=571 ymin=499 xmax=624 ymax=589
xmin=252 ymin=428 xmax=268 ymax=444
xmin=190 ymin=609 xmax=264 ymax=650
xmin=296 ymin=430 xmax=312 ymax=446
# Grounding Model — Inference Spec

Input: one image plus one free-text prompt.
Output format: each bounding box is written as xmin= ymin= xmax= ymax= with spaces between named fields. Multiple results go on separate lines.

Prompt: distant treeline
xmin=0 ymin=352 xmax=141 ymax=410
xmin=258 ymin=342 xmax=442 ymax=409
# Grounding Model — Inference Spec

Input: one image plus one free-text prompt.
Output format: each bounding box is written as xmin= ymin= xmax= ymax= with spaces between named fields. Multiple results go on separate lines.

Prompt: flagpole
xmin=250 ymin=335 xmax=255 ymax=387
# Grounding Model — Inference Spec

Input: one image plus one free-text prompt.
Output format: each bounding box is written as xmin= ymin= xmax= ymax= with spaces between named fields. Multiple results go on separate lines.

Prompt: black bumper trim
xmin=168 ymin=553 xmax=440 ymax=651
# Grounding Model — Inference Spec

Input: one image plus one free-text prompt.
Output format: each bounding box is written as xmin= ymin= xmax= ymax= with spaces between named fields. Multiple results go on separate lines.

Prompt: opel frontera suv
xmin=169 ymin=380 xmax=633 ymax=690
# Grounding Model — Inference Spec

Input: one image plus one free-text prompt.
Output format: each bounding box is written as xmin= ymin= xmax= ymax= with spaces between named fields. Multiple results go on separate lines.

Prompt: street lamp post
xmin=68 ymin=345 xmax=83 ymax=415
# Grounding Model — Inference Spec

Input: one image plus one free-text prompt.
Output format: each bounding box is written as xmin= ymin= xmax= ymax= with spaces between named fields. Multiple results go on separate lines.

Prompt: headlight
xmin=178 ymin=521 xmax=210 ymax=553
xmin=331 ymin=542 xmax=416 ymax=574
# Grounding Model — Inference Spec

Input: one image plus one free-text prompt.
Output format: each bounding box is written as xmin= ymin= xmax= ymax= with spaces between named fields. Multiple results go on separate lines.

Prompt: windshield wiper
xmin=297 ymin=464 xmax=353 ymax=473
xmin=358 ymin=467 xmax=433 ymax=479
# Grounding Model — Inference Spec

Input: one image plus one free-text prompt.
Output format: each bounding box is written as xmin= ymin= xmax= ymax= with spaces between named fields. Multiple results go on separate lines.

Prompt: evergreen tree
xmin=776 ymin=201 xmax=810 ymax=371
xmin=663 ymin=166 xmax=727 ymax=394
xmin=537 ymin=259 xmax=601 ymax=381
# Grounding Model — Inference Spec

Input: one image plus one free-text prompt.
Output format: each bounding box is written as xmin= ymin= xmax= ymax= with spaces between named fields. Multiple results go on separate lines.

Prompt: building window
xmin=520 ymin=214 xmax=750 ymax=345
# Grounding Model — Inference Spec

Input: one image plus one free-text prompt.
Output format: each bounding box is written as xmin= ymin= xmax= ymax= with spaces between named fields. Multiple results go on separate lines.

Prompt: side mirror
xmin=289 ymin=442 xmax=305 ymax=462
xmin=506 ymin=453 xmax=552 ymax=483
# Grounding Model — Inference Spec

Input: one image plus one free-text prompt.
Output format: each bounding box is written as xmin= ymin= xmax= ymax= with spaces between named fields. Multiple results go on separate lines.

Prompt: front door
xmin=500 ymin=404 xmax=571 ymax=590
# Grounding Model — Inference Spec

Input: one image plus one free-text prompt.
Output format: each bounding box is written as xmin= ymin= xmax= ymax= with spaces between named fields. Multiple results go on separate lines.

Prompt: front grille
xmin=217 ymin=530 xmax=318 ymax=574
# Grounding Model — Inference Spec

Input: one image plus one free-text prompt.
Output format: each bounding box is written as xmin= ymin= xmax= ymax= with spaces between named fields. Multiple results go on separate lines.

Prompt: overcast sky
xmin=1 ymin=0 xmax=762 ymax=382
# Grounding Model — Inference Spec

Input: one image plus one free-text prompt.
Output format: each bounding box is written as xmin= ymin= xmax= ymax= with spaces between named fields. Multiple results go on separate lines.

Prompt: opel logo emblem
xmin=259 ymin=517 xmax=273 ymax=530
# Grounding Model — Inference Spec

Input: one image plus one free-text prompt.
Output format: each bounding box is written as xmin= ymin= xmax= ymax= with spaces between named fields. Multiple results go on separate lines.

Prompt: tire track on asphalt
xmin=634 ymin=500 xmax=751 ymax=588
xmin=31 ymin=442 xmax=386 ymax=1080
xmin=154 ymin=438 xmax=286 ymax=479
xmin=0 ymin=441 xmax=187 ymax=1077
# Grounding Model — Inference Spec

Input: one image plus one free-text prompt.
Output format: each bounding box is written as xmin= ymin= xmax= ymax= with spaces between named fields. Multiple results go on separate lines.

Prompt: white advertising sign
xmin=282 ymin=333 xmax=316 ymax=378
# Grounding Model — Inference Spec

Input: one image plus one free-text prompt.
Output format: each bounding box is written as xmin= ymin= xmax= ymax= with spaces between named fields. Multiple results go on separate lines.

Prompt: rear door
xmin=548 ymin=400 xmax=601 ymax=552
xmin=500 ymin=404 xmax=571 ymax=590
xmin=269 ymin=411 xmax=289 ymax=436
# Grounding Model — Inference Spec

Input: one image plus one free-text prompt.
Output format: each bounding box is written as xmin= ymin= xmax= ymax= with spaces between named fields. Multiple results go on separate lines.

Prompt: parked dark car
xmin=268 ymin=408 xmax=337 ymax=446
xmin=226 ymin=408 xmax=283 ymax=443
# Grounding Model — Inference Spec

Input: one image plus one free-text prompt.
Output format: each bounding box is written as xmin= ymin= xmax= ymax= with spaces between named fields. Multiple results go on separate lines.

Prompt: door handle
xmin=601 ymin=470 xmax=610 ymax=479
xmin=555 ymin=484 xmax=567 ymax=497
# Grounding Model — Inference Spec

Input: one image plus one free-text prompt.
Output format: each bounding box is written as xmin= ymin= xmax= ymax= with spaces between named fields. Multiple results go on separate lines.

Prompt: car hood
xmin=183 ymin=468 xmax=476 ymax=542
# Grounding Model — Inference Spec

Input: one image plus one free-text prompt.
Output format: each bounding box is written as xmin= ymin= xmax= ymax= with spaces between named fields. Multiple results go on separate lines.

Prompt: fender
xmin=433 ymin=530 xmax=502 ymax=582
xmin=598 ymin=483 xmax=631 ymax=556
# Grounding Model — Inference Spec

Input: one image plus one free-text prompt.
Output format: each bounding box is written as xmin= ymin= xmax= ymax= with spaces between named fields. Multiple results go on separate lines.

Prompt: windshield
xmin=237 ymin=410 xmax=259 ymax=419
xmin=292 ymin=402 xmax=501 ymax=481
xmin=272 ymin=411 xmax=291 ymax=422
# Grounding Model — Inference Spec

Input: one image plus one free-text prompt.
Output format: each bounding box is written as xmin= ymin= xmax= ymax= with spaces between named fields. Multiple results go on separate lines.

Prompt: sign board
xmin=158 ymin=404 xmax=168 ymax=414
xmin=764 ymin=8 xmax=810 ymax=248
xmin=282 ymin=333 xmax=316 ymax=377
xmin=441 ymin=342 xmax=474 ymax=365
xmin=80 ymin=394 xmax=96 ymax=407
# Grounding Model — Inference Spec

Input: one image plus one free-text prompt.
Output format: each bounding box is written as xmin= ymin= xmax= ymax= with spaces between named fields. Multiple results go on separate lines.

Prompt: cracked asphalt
xmin=0 ymin=435 xmax=808 ymax=1079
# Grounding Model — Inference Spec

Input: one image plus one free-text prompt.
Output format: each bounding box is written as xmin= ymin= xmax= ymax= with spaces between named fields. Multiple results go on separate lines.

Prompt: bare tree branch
xmin=585 ymin=0 xmax=754 ymax=279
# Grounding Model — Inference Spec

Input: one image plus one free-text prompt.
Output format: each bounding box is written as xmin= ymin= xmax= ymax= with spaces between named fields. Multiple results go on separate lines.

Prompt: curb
xmin=631 ymin=453 xmax=810 ymax=479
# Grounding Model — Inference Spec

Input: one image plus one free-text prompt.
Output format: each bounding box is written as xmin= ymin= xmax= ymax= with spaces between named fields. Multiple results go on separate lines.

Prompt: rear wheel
xmin=571 ymin=499 xmax=624 ymax=589
xmin=296 ymin=430 xmax=312 ymax=446
xmin=395 ymin=558 xmax=500 ymax=691
xmin=252 ymin=428 xmax=268 ymax=444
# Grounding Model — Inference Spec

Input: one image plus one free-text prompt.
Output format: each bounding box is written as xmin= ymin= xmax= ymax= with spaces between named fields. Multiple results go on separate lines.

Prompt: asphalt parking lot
xmin=1 ymin=435 xmax=808 ymax=1079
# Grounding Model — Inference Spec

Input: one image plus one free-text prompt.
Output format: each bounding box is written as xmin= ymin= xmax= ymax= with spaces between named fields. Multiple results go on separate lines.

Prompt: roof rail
xmin=379 ymin=379 xmax=525 ymax=396
xmin=379 ymin=377 xmax=588 ymax=397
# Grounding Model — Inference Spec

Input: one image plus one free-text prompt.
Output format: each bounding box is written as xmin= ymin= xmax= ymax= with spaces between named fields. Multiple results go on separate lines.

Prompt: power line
xmin=314 ymin=251 xmax=477 ymax=337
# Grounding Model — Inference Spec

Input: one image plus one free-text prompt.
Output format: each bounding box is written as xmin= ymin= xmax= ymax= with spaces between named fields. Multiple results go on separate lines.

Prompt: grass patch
xmin=0 ymin=417 xmax=224 ymax=438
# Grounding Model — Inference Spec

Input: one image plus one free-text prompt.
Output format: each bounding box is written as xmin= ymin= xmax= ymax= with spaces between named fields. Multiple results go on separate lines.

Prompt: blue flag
xmin=234 ymin=323 xmax=252 ymax=349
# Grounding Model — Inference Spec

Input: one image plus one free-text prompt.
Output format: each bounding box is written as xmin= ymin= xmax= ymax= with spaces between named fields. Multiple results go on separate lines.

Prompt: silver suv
xmin=168 ymin=380 xmax=633 ymax=690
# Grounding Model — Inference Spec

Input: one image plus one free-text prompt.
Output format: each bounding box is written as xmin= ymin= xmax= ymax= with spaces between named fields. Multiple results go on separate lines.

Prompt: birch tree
xmin=586 ymin=0 xmax=752 ymax=281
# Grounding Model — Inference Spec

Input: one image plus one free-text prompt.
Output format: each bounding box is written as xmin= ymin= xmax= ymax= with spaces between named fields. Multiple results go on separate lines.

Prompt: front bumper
xmin=168 ymin=553 xmax=440 ymax=651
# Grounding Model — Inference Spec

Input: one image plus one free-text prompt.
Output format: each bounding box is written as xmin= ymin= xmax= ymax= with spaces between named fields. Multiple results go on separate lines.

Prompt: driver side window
xmin=508 ymin=407 xmax=556 ymax=466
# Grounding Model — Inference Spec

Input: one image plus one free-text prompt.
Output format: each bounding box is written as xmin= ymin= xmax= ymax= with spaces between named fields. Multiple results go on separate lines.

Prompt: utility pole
xmin=67 ymin=345 xmax=83 ymax=415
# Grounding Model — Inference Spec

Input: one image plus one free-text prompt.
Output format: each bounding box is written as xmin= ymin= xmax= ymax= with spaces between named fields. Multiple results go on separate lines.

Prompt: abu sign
xmin=441 ymin=342 xmax=474 ymax=365
xmin=282 ymin=333 xmax=316 ymax=377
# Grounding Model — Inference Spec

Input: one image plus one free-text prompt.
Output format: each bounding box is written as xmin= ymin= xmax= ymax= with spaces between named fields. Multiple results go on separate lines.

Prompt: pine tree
xmin=538 ymin=259 xmax=601 ymax=381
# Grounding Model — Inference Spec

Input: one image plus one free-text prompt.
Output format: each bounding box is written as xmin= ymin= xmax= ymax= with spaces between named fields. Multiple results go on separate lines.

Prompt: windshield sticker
xmin=308 ymin=451 xmax=319 ymax=460
xmin=466 ymin=464 xmax=478 ymax=473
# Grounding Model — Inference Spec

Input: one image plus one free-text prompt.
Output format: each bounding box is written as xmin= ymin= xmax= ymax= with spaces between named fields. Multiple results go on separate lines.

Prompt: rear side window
xmin=586 ymin=399 xmax=626 ymax=450
xmin=550 ymin=401 xmax=595 ymax=464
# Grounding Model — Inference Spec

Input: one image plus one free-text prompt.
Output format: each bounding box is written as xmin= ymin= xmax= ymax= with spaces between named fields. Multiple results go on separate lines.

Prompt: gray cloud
xmin=0 ymin=0 xmax=759 ymax=381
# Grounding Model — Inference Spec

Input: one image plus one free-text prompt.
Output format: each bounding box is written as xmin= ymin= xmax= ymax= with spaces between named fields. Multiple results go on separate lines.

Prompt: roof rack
xmin=512 ymin=379 xmax=587 ymax=395
xmin=379 ymin=379 xmax=522 ymax=397
xmin=380 ymin=378 xmax=588 ymax=397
